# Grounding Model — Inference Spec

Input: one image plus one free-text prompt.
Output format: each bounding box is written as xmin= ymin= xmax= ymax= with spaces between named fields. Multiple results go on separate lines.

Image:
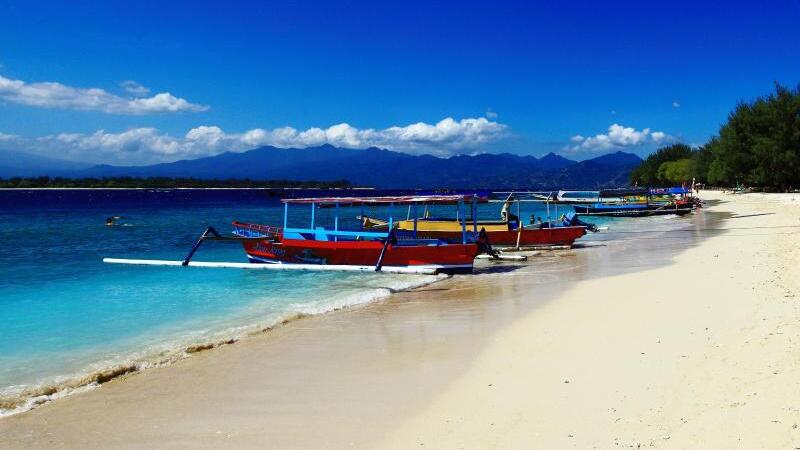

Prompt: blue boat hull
xmin=573 ymin=203 xmax=693 ymax=217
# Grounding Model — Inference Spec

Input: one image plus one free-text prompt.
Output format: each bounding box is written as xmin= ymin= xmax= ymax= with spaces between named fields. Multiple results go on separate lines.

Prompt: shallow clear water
xmin=0 ymin=189 xmax=621 ymax=412
xmin=0 ymin=190 xmax=437 ymax=406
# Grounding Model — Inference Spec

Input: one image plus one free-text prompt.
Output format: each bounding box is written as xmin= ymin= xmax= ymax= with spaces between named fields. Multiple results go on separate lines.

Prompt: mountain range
xmin=0 ymin=144 xmax=642 ymax=189
xmin=0 ymin=149 xmax=93 ymax=177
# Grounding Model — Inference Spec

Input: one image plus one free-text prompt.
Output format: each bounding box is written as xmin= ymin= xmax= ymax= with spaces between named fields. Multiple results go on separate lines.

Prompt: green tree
xmin=706 ymin=83 xmax=800 ymax=188
xmin=691 ymin=141 xmax=715 ymax=181
xmin=629 ymin=143 xmax=694 ymax=186
xmin=657 ymin=159 xmax=695 ymax=184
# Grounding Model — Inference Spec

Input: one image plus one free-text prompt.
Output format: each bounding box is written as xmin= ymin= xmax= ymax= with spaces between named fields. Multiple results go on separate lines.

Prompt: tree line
xmin=0 ymin=176 xmax=353 ymax=189
xmin=630 ymin=83 xmax=800 ymax=189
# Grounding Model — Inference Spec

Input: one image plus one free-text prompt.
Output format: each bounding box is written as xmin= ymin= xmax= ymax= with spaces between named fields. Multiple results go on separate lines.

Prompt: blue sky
xmin=0 ymin=0 xmax=798 ymax=165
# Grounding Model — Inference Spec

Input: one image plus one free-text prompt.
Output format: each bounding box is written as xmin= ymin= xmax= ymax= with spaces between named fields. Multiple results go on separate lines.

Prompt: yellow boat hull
xmin=361 ymin=216 xmax=508 ymax=232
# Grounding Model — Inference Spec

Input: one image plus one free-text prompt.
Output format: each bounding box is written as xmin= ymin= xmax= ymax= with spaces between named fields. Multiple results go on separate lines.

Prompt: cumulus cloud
xmin=175 ymin=117 xmax=508 ymax=157
xmin=50 ymin=128 xmax=184 ymax=157
xmin=119 ymin=80 xmax=150 ymax=97
xmin=485 ymin=108 xmax=498 ymax=119
xmin=566 ymin=123 xmax=673 ymax=153
xmin=0 ymin=132 xmax=16 ymax=141
xmin=3 ymin=117 xmax=509 ymax=164
xmin=0 ymin=74 xmax=208 ymax=114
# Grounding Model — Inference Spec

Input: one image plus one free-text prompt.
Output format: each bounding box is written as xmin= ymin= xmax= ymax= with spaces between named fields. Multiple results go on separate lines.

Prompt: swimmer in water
xmin=106 ymin=216 xmax=124 ymax=226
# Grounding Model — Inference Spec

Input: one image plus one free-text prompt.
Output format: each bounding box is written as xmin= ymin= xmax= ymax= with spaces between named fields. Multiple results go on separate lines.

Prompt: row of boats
xmin=105 ymin=187 xmax=699 ymax=275
xmin=531 ymin=187 xmax=697 ymax=216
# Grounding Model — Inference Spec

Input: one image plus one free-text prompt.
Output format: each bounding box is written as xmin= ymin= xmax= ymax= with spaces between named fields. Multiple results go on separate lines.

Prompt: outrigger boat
xmin=361 ymin=193 xmax=593 ymax=248
xmin=572 ymin=188 xmax=694 ymax=217
xmin=553 ymin=190 xmax=601 ymax=204
xmin=105 ymin=195 xmax=488 ymax=275
xmin=649 ymin=186 xmax=702 ymax=208
xmin=231 ymin=195 xmax=483 ymax=274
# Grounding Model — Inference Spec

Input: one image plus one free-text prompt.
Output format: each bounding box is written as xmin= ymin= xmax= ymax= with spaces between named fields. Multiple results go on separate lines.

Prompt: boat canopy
xmin=281 ymin=195 xmax=478 ymax=205
xmin=279 ymin=194 xmax=479 ymax=244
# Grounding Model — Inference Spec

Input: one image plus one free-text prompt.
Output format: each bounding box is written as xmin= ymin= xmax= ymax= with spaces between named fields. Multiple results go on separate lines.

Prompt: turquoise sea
xmin=0 ymin=189 xmax=610 ymax=415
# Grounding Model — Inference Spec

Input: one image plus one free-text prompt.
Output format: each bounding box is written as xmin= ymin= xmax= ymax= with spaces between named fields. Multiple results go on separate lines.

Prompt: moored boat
xmin=572 ymin=188 xmax=694 ymax=217
xmin=361 ymin=194 xmax=591 ymax=248
xmin=233 ymin=195 xmax=483 ymax=274
xmin=572 ymin=202 xmax=693 ymax=217
xmin=361 ymin=216 xmax=587 ymax=248
xmin=555 ymin=190 xmax=600 ymax=204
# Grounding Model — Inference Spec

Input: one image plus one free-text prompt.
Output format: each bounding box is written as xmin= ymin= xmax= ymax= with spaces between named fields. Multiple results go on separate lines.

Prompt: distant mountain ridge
xmin=0 ymin=149 xmax=92 ymax=178
xmin=0 ymin=145 xmax=642 ymax=189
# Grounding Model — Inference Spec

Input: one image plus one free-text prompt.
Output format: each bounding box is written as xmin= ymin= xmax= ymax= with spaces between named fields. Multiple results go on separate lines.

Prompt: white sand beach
xmin=377 ymin=191 xmax=800 ymax=449
xmin=1 ymin=191 xmax=799 ymax=449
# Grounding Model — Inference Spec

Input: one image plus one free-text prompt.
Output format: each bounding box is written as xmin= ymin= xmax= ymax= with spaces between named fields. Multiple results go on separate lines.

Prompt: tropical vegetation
xmin=630 ymin=83 xmax=800 ymax=189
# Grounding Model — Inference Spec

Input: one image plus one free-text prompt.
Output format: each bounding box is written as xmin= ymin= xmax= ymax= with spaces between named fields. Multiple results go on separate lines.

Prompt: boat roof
xmin=281 ymin=194 xmax=477 ymax=205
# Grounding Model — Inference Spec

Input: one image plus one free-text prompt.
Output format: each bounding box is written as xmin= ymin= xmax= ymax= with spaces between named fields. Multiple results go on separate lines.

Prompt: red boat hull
xmin=493 ymin=226 xmax=586 ymax=247
xmin=241 ymin=237 xmax=479 ymax=274
xmin=412 ymin=226 xmax=587 ymax=247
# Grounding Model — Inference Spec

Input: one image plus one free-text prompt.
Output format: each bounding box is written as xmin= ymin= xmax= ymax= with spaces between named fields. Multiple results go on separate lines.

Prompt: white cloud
xmin=0 ymin=132 xmax=16 ymax=141
xmin=45 ymin=128 xmax=184 ymax=160
xmin=2 ymin=117 xmax=509 ymax=164
xmin=672 ymin=101 xmax=680 ymax=108
xmin=195 ymin=117 xmax=508 ymax=157
xmin=651 ymin=131 xmax=667 ymax=143
xmin=119 ymin=80 xmax=150 ymax=97
xmin=0 ymin=74 xmax=208 ymax=114
xmin=566 ymin=123 xmax=673 ymax=153
xmin=485 ymin=108 xmax=498 ymax=119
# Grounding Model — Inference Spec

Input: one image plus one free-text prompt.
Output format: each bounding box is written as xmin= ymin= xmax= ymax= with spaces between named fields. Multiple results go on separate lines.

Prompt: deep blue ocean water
xmin=0 ymin=189 xmax=608 ymax=414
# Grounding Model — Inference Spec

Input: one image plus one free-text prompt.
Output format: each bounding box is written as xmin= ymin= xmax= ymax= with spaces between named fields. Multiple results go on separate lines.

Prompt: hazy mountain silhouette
xmin=0 ymin=149 xmax=92 ymax=177
xmin=2 ymin=145 xmax=643 ymax=188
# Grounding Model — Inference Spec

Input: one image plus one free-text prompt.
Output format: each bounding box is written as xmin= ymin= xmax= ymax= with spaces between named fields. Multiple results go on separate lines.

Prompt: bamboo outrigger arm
xmin=181 ymin=226 xmax=271 ymax=266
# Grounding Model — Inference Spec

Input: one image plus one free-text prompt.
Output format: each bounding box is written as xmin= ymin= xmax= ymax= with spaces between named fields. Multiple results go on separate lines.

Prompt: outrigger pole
xmin=374 ymin=228 xmax=396 ymax=272
xmin=182 ymin=226 xmax=221 ymax=266
xmin=104 ymin=220 xmax=441 ymax=275
xmin=103 ymin=258 xmax=438 ymax=274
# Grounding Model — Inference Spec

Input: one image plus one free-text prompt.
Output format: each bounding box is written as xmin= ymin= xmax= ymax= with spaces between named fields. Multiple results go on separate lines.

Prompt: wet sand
xmin=2 ymin=191 xmax=798 ymax=449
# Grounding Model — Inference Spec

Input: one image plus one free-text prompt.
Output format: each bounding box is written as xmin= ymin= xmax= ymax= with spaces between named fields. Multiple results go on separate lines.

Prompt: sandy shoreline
xmin=2 ymin=191 xmax=799 ymax=449
xmin=378 ymin=192 xmax=800 ymax=449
